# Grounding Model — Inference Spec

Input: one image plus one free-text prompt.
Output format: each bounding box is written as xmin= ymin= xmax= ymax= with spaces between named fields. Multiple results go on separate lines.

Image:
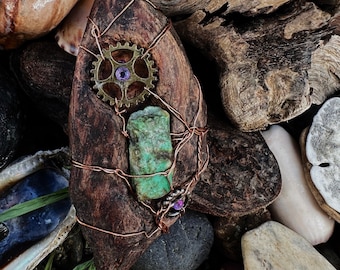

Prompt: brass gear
xmin=90 ymin=42 xmax=158 ymax=108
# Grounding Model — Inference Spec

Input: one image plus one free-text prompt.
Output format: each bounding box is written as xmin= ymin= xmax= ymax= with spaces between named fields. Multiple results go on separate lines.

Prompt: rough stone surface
xmin=132 ymin=210 xmax=214 ymax=270
xmin=127 ymin=106 xmax=173 ymax=201
xmin=241 ymin=221 xmax=336 ymax=270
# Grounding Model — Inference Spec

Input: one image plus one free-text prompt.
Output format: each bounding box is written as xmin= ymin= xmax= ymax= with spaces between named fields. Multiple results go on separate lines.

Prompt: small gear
xmin=90 ymin=42 xmax=158 ymax=108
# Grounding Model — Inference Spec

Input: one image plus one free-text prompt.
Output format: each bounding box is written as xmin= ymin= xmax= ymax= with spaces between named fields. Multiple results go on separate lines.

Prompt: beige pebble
xmin=242 ymin=221 xmax=336 ymax=270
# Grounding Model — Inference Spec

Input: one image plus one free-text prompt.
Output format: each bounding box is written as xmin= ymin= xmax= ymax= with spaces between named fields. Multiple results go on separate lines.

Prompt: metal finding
xmin=91 ymin=41 xmax=158 ymax=108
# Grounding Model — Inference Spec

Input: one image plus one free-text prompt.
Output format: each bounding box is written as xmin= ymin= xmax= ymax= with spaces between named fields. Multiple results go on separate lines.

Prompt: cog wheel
xmin=90 ymin=41 xmax=158 ymax=108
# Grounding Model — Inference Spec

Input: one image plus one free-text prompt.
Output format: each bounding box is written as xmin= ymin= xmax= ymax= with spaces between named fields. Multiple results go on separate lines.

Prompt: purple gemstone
xmin=173 ymin=199 xmax=184 ymax=211
xmin=115 ymin=66 xmax=130 ymax=81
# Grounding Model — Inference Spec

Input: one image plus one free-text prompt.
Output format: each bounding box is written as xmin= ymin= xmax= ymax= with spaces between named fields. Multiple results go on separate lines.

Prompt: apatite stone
xmin=127 ymin=106 xmax=173 ymax=201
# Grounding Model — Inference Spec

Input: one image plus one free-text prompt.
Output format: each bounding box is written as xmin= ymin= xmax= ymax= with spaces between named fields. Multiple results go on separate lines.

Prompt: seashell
xmin=300 ymin=97 xmax=340 ymax=223
xmin=3 ymin=206 xmax=76 ymax=270
xmin=0 ymin=147 xmax=69 ymax=194
xmin=262 ymin=125 xmax=334 ymax=245
xmin=0 ymin=168 xmax=72 ymax=267
xmin=0 ymin=148 xmax=75 ymax=269
xmin=0 ymin=0 xmax=79 ymax=49
xmin=55 ymin=0 xmax=95 ymax=56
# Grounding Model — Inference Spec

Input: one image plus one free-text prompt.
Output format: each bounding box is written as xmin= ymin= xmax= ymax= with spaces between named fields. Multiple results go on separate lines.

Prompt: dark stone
xmin=132 ymin=210 xmax=214 ymax=270
xmin=0 ymin=64 xmax=23 ymax=169
xmin=10 ymin=38 xmax=75 ymax=133
xmin=214 ymin=208 xmax=272 ymax=260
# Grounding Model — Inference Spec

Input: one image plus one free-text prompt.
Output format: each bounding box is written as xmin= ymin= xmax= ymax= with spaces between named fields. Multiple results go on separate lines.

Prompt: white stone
xmin=261 ymin=125 xmax=334 ymax=245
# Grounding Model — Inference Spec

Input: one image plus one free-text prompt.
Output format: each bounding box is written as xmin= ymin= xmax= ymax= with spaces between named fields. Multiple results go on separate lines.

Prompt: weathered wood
xmin=150 ymin=0 xmax=210 ymax=16
xmin=190 ymin=116 xmax=281 ymax=217
xmin=204 ymin=0 xmax=291 ymax=15
xmin=11 ymin=38 xmax=281 ymax=220
xmin=175 ymin=1 xmax=340 ymax=131
xmin=69 ymin=0 xmax=207 ymax=269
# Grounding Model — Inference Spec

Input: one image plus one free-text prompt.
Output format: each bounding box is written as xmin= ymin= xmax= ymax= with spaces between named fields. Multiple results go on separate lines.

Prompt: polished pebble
xmin=132 ymin=210 xmax=214 ymax=270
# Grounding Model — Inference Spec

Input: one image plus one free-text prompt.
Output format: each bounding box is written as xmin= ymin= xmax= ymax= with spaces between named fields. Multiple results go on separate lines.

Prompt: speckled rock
xmin=132 ymin=210 xmax=214 ymax=270
xmin=0 ymin=64 xmax=23 ymax=169
xmin=241 ymin=221 xmax=336 ymax=270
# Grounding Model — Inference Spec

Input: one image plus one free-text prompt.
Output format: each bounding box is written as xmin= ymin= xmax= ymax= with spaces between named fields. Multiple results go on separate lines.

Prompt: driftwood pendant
xmin=69 ymin=0 xmax=207 ymax=269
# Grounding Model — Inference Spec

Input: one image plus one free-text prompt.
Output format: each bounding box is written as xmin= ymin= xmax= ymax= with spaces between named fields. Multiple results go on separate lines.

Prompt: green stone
xmin=127 ymin=106 xmax=173 ymax=201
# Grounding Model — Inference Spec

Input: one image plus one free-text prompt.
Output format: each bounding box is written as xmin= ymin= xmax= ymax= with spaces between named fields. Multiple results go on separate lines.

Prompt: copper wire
xmin=73 ymin=0 xmax=209 ymax=238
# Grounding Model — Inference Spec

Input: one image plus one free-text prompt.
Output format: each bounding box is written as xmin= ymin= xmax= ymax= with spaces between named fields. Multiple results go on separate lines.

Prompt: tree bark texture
xmin=150 ymin=0 xmax=210 ymax=16
xmin=190 ymin=116 xmax=281 ymax=217
xmin=175 ymin=1 xmax=340 ymax=131
xmin=69 ymin=0 xmax=207 ymax=269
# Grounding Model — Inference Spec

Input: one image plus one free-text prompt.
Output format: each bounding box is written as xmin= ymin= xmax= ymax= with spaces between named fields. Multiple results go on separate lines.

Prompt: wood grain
xmin=69 ymin=0 xmax=207 ymax=269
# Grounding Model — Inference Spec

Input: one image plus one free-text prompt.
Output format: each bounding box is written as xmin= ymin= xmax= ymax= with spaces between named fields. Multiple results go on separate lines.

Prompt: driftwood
xmin=150 ymin=0 xmax=210 ymax=16
xmin=175 ymin=1 xmax=340 ymax=131
xmin=190 ymin=116 xmax=281 ymax=217
xmin=204 ymin=0 xmax=291 ymax=15
xmin=69 ymin=0 xmax=207 ymax=269
xmin=11 ymin=37 xmax=281 ymax=219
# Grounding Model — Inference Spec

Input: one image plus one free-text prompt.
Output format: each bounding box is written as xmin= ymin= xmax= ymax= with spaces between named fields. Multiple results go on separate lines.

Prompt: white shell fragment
xmin=0 ymin=147 xmax=69 ymax=193
xmin=261 ymin=125 xmax=334 ymax=245
xmin=241 ymin=221 xmax=336 ymax=270
xmin=55 ymin=0 xmax=95 ymax=56
xmin=306 ymin=97 xmax=340 ymax=220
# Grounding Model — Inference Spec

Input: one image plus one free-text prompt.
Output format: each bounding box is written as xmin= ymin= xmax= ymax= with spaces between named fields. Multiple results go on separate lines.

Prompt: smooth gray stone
xmin=132 ymin=210 xmax=214 ymax=270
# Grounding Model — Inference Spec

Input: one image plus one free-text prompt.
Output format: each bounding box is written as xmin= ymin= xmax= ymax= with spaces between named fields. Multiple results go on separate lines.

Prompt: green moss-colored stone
xmin=127 ymin=106 xmax=173 ymax=201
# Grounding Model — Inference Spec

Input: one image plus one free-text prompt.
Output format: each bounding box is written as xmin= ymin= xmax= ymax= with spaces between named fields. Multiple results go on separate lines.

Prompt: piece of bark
xmin=204 ymin=0 xmax=292 ymax=15
xmin=175 ymin=1 xmax=340 ymax=131
xmin=150 ymin=0 xmax=210 ymax=16
xmin=69 ymin=0 xmax=207 ymax=269
xmin=189 ymin=116 xmax=281 ymax=217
